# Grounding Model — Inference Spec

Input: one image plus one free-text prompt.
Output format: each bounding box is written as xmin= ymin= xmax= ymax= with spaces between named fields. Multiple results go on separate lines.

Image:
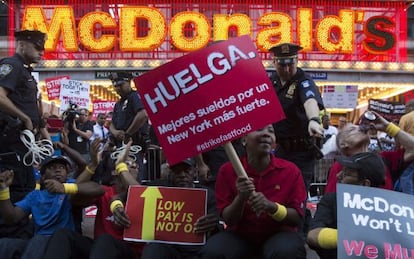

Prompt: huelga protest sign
xmin=134 ymin=35 xmax=285 ymax=165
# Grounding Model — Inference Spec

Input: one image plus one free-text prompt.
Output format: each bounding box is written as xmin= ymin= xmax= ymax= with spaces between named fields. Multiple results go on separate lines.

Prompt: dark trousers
xmin=199 ymin=231 xmax=306 ymax=259
xmin=43 ymin=228 xmax=93 ymax=259
xmin=141 ymin=243 xmax=200 ymax=259
xmin=89 ymin=234 xmax=136 ymax=259
xmin=0 ymin=238 xmax=28 ymax=259
xmin=0 ymin=235 xmax=51 ymax=259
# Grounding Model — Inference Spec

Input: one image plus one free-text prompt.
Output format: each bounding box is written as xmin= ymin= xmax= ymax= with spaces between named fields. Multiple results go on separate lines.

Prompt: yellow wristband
xmin=85 ymin=165 xmax=95 ymax=175
xmin=115 ymin=162 xmax=128 ymax=175
xmin=385 ymin=123 xmax=401 ymax=138
xmin=63 ymin=183 xmax=78 ymax=195
xmin=270 ymin=203 xmax=287 ymax=221
xmin=317 ymin=228 xmax=338 ymax=249
xmin=0 ymin=188 xmax=10 ymax=200
xmin=110 ymin=200 xmax=124 ymax=213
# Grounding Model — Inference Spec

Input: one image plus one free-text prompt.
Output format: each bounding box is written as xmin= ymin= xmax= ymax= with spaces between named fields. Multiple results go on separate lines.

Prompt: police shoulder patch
xmin=301 ymin=80 xmax=310 ymax=88
xmin=305 ymin=90 xmax=316 ymax=98
xmin=0 ymin=64 xmax=13 ymax=78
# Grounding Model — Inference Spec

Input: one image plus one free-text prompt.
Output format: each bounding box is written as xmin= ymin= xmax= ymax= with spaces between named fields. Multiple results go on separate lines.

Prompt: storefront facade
xmin=2 ymin=0 xmax=414 ymax=122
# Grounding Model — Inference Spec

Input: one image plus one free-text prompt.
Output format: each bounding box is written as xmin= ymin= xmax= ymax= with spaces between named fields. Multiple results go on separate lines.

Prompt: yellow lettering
xmin=316 ymin=10 xmax=354 ymax=53
xmin=170 ymin=11 xmax=210 ymax=51
xmin=22 ymin=6 xmax=78 ymax=51
xmin=256 ymin=12 xmax=293 ymax=52
xmin=156 ymin=221 xmax=181 ymax=232
xmin=120 ymin=6 xmax=166 ymax=51
xmin=19 ymin=5 xmax=391 ymax=56
xmin=213 ymin=13 xmax=252 ymax=41
xmin=78 ymin=11 xmax=116 ymax=52
xmin=297 ymin=8 xmax=313 ymax=51
xmin=156 ymin=210 xmax=165 ymax=221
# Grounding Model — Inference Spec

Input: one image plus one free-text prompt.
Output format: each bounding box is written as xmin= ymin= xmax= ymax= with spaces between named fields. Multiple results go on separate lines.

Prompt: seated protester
xmin=325 ymin=111 xmax=414 ymax=193
xmin=199 ymin=125 xmax=307 ymax=259
xmin=139 ymin=158 xmax=219 ymax=259
xmin=0 ymin=155 xmax=103 ymax=259
xmin=307 ymin=152 xmax=386 ymax=259
xmin=43 ymin=139 xmax=143 ymax=259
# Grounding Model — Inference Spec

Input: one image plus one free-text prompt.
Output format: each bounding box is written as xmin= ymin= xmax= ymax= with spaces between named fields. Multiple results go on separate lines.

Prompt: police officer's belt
xmin=277 ymin=137 xmax=311 ymax=152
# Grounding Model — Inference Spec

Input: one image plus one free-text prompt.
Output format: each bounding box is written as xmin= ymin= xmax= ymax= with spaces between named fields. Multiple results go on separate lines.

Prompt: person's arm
xmin=307 ymin=193 xmax=337 ymax=249
xmin=115 ymin=140 xmax=139 ymax=186
xmin=221 ymin=177 xmax=255 ymax=225
xmin=38 ymin=127 xmax=51 ymax=141
xmin=125 ymin=109 xmax=148 ymax=137
xmin=371 ymin=111 xmax=414 ymax=162
xmin=72 ymin=121 xmax=93 ymax=140
xmin=248 ymin=191 xmax=302 ymax=226
xmin=0 ymin=87 xmax=33 ymax=130
xmin=0 ymin=170 xmax=28 ymax=224
xmin=55 ymin=141 xmax=87 ymax=177
xmin=61 ymin=125 xmax=70 ymax=145
xmin=109 ymin=123 xmax=124 ymax=141
xmin=111 ymin=193 xmax=131 ymax=228
xmin=76 ymin=138 xmax=100 ymax=184
xmin=304 ymin=99 xmax=323 ymax=136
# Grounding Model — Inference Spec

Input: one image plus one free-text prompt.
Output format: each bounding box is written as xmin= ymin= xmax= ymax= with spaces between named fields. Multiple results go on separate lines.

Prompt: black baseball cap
xmin=269 ymin=43 xmax=303 ymax=64
xmin=336 ymin=152 xmax=386 ymax=187
xmin=108 ymin=72 xmax=133 ymax=86
xmin=14 ymin=30 xmax=46 ymax=51
xmin=169 ymin=158 xmax=196 ymax=171
xmin=40 ymin=156 xmax=71 ymax=175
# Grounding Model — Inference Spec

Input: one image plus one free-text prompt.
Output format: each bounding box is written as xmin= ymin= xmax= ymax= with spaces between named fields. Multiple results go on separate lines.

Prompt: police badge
xmin=0 ymin=64 xmax=13 ymax=78
xmin=286 ymin=83 xmax=296 ymax=99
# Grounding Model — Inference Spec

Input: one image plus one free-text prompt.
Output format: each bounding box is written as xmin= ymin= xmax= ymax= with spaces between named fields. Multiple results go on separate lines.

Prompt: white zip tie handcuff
xmin=110 ymin=141 xmax=142 ymax=161
xmin=20 ymin=129 xmax=55 ymax=166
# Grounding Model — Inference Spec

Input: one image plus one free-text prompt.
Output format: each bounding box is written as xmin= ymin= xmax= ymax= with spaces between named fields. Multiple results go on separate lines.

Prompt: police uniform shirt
xmin=112 ymin=90 xmax=145 ymax=131
xmin=272 ymin=67 xmax=324 ymax=138
xmin=0 ymin=54 xmax=40 ymax=126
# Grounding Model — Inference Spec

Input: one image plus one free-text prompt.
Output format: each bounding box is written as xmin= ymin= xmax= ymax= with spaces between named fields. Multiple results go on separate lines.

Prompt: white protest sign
xmin=59 ymin=79 xmax=91 ymax=113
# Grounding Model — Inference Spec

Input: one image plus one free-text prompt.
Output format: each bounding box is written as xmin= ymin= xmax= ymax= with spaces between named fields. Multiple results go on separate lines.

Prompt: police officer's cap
xmin=109 ymin=72 xmax=133 ymax=86
xmin=269 ymin=43 xmax=303 ymax=65
xmin=14 ymin=30 xmax=46 ymax=51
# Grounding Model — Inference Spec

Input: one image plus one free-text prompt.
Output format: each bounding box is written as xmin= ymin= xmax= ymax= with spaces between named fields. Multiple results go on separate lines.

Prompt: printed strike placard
xmin=92 ymin=100 xmax=116 ymax=119
xmin=45 ymin=75 xmax=70 ymax=100
xmin=134 ymin=35 xmax=285 ymax=165
xmin=59 ymin=79 xmax=91 ymax=114
xmin=124 ymin=186 xmax=207 ymax=245
xmin=337 ymin=184 xmax=414 ymax=258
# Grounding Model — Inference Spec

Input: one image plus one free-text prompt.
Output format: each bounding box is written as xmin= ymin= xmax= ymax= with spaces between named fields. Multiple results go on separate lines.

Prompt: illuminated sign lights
xmin=21 ymin=5 xmax=401 ymax=59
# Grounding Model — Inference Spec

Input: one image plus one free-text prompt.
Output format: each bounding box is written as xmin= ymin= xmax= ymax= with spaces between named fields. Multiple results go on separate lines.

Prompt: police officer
xmin=108 ymin=72 xmax=149 ymax=181
xmin=0 ymin=29 xmax=46 ymax=238
xmin=269 ymin=43 xmax=324 ymax=191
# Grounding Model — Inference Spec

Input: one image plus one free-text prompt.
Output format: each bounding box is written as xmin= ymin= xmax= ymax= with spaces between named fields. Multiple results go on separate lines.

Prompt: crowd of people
xmin=0 ymin=29 xmax=413 ymax=259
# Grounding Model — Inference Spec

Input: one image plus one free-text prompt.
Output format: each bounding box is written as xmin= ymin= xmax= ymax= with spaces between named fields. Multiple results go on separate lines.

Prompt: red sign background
xmin=135 ymin=35 xmax=285 ymax=164
xmin=45 ymin=75 xmax=70 ymax=100
xmin=124 ymin=186 xmax=207 ymax=244
xmin=92 ymin=100 xmax=116 ymax=120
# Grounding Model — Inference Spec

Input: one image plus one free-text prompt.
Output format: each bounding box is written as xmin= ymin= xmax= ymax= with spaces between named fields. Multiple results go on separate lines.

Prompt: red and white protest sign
xmin=45 ymin=75 xmax=70 ymax=100
xmin=134 ymin=35 xmax=285 ymax=165
xmin=124 ymin=186 xmax=207 ymax=245
xmin=92 ymin=100 xmax=116 ymax=120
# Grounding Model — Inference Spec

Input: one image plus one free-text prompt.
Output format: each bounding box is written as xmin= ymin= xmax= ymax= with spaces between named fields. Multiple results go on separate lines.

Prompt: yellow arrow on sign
xmin=140 ymin=187 xmax=163 ymax=240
